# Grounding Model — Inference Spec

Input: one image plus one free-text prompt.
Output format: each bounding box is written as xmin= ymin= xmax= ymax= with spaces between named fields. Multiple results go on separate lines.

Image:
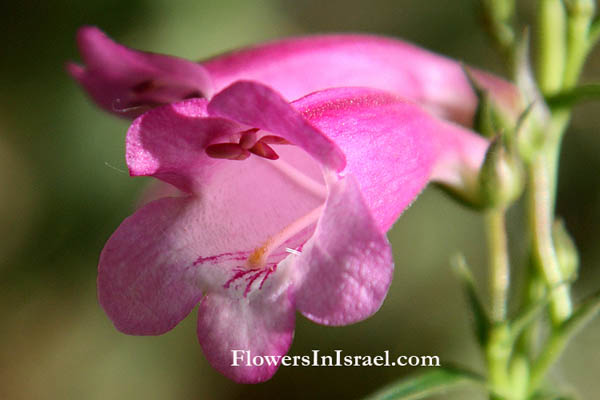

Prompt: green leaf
xmin=560 ymin=287 xmax=600 ymax=339
xmin=529 ymin=288 xmax=600 ymax=392
xmin=546 ymin=83 xmax=600 ymax=108
xmin=362 ymin=367 xmax=484 ymax=400
xmin=451 ymin=254 xmax=491 ymax=346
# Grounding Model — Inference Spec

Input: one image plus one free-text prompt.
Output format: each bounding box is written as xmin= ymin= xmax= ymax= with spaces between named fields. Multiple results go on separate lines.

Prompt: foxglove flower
xmin=99 ymin=81 xmax=488 ymax=382
xmin=68 ymin=27 xmax=519 ymax=125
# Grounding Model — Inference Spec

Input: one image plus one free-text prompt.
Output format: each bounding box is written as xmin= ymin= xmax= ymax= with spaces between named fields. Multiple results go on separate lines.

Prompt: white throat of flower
xmin=246 ymin=158 xmax=327 ymax=269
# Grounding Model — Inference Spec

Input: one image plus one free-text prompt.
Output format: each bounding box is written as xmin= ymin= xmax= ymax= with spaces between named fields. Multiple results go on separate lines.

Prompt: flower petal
xmin=68 ymin=26 xmax=213 ymax=118
xmin=197 ymin=265 xmax=295 ymax=383
xmin=203 ymin=34 xmax=520 ymax=125
xmin=292 ymin=87 xmax=487 ymax=231
xmin=294 ymin=175 xmax=394 ymax=326
xmin=428 ymin=120 xmax=490 ymax=194
xmin=207 ymin=80 xmax=346 ymax=172
xmin=71 ymin=29 xmax=519 ymax=124
xmin=98 ymin=196 xmax=204 ymax=335
xmin=126 ymin=98 xmax=242 ymax=193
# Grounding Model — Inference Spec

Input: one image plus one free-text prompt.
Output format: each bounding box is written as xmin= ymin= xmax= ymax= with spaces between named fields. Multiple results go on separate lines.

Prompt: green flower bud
xmin=478 ymin=136 xmax=524 ymax=208
xmin=552 ymin=219 xmax=579 ymax=281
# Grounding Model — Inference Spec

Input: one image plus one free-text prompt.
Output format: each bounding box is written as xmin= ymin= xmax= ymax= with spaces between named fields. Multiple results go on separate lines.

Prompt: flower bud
xmin=552 ymin=219 xmax=579 ymax=281
xmin=478 ymin=136 xmax=524 ymax=208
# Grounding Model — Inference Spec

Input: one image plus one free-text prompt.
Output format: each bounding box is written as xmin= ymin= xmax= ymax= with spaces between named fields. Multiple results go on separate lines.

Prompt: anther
xmin=258 ymin=135 xmax=291 ymax=145
xmin=205 ymin=143 xmax=251 ymax=160
xmin=249 ymin=141 xmax=279 ymax=160
xmin=239 ymin=129 xmax=259 ymax=149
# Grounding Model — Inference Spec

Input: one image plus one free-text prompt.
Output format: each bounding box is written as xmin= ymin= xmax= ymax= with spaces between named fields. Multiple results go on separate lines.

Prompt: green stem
xmin=537 ymin=0 xmax=567 ymax=94
xmin=486 ymin=323 xmax=512 ymax=399
xmin=527 ymin=137 xmax=572 ymax=326
xmin=484 ymin=208 xmax=515 ymax=399
xmin=563 ymin=0 xmax=596 ymax=88
xmin=486 ymin=208 xmax=510 ymax=322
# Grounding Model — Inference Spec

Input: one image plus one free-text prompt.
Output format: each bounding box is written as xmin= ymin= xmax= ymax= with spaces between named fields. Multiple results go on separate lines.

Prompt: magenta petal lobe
xmin=70 ymin=26 xmax=214 ymax=118
xmin=126 ymin=98 xmax=242 ymax=192
xmin=294 ymin=175 xmax=394 ymax=326
xmin=98 ymin=197 xmax=204 ymax=335
xmin=197 ymin=275 xmax=295 ymax=383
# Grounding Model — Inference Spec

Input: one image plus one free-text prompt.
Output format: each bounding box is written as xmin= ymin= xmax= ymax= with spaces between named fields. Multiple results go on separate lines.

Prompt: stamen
xmin=239 ymin=129 xmax=259 ymax=149
xmin=206 ymin=143 xmax=250 ymax=160
xmin=259 ymin=135 xmax=291 ymax=145
xmin=266 ymin=158 xmax=327 ymax=199
xmin=247 ymin=204 xmax=324 ymax=269
xmin=249 ymin=141 xmax=279 ymax=160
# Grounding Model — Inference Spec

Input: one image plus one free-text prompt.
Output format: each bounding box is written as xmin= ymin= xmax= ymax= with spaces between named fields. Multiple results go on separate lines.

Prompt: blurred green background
xmin=1 ymin=1 xmax=598 ymax=399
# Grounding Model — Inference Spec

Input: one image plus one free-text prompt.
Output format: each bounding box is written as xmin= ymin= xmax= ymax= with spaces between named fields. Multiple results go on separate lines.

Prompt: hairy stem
xmin=486 ymin=208 xmax=510 ymax=322
xmin=527 ymin=138 xmax=572 ymax=326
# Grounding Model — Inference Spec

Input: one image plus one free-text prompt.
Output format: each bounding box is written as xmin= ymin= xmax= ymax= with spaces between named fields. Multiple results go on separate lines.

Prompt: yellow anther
xmin=247 ymin=242 xmax=270 ymax=269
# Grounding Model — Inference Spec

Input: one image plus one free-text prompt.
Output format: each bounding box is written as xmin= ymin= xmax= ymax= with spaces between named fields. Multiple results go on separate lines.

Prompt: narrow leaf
xmin=362 ymin=367 xmax=483 ymax=400
xmin=560 ymin=287 xmax=600 ymax=340
xmin=451 ymin=254 xmax=490 ymax=346
xmin=530 ymin=288 xmax=600 ymax=391
xmin=546 ymin=84 xmax=600 ymax=108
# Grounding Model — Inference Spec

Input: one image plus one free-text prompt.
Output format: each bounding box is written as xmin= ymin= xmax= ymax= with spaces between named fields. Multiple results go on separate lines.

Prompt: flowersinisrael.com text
xmin=231 ymin=350 xmax=440 ymax=368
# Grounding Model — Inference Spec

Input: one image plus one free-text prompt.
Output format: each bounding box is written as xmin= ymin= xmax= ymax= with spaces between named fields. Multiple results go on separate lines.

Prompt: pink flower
xmin=99 ymin=80 xmax=487 ymax=382
xmin=68 ymin=26 xmax=519 ymax=125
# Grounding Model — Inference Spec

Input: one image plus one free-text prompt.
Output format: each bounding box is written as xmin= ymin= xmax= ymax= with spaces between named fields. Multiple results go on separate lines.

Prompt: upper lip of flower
xmin=68 ymin=26 xmax=520 ymax=125
xmin=67 ymin=26 xmax=214 ymax=118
